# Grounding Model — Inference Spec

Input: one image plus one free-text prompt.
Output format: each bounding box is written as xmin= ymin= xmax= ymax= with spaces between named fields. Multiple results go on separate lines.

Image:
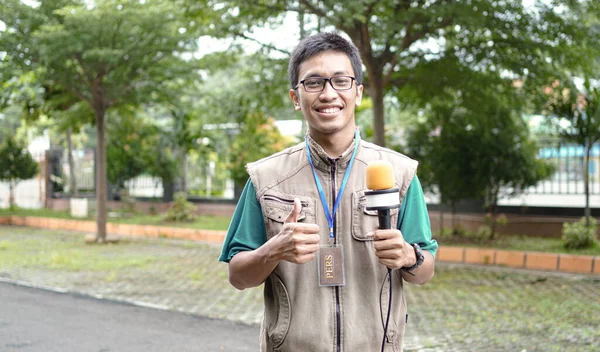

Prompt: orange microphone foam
xmin=366 ymin=160 xmax=395 ymax=190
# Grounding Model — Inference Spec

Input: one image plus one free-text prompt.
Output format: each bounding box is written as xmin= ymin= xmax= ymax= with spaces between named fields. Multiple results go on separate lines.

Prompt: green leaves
xmin=0 ymin=136 xmax=38 ymax=207
xmin=405 ymin=82 xmax=553 ymax=224
xmin=228 ymin=112 xmax=292 ymax=188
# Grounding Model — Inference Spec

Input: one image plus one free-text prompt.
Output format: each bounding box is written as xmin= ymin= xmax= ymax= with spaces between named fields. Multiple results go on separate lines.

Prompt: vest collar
xmin=306 ymin=130 xmax=361 ymax=172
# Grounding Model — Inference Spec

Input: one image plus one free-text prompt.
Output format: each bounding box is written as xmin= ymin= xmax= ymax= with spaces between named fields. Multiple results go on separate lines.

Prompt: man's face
xmin=290 ymin=51 xmax=363 ymax=139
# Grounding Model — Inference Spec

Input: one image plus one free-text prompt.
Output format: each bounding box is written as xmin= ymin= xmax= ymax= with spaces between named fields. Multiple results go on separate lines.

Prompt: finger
xmin=378 ymin=258 xmax=400 ymax=270
xmin=285 ymin=198 xmax=302 ymax=223
xmin=373 ymin=239 xmax=404 ymax=251
xmin=373 ymin=229 xmax=404 ymax=241
xmin=294 ymin=243 xmax=320 ymax=255
xmin=365 ymin=226 xmax=378 ymax=239
xmin=291 ymin=234 xmax=320 ymax=247
xmin=294 ymin=223 xmax=320 ymax=234
xmin=374 ymin=248 xmax=403 ymax=259
xmin=293 ymin=253 xmax=316 ymax=264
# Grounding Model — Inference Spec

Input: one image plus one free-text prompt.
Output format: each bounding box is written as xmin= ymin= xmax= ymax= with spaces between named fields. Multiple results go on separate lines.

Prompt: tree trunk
xmin=8 ymin=180 xmax=15 ymax=208
xmin=180 ymin=151 xmax=187 ymax=194
xmin=584 ymin=143 xmax=591 ymax=227
xmin=451 ymin=201 xmax=457 ymax=235
xmin=369 ymin=81 xmax=386 ymax=147
xmin=298 ymin=7 xmax=306 ymax=39
xmin=66 ymin=128 xmax=78 ymax=197
xmin=163 ymin=180 xmax=174 ymax=202
xmin=95 ymin=107 xmax=107 ymax=242
xmin=488 ymin=190 xmax=499 ymax=240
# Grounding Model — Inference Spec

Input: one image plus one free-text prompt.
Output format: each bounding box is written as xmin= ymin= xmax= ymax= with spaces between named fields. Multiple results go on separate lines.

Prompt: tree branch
xmin=64 ymin=82 xmax=93 ymax=107
xmin=73 ymin=53 xmax=94 ymax=83
xmin=298 ymin=0 xmax=329 ymax=19
xmin=406 ymin=17 xmax=453 ymax=49
xmin=387 ymin=76 xmax=411 ymax=89
xmin=234 ymin=32 xmax=290 ymax=55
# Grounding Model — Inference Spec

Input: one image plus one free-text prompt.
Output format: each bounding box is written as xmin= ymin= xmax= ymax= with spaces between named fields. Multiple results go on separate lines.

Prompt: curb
xmin=437 ymin=246 xmax=599 ymax=275
xmin=1 ymin=215 xmax=598 ymax=276
xmin=0 ymin=276 xmax=172 ymax=312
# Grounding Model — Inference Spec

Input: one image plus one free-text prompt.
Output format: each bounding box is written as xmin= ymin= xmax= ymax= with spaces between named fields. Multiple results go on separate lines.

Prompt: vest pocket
xmin=264 ymin=273 xmax=291 ymax=349
xmin=261 ymin=192 xmax=317 ymax=240
xmin=351 ymin=190 xmax=399 ymax=241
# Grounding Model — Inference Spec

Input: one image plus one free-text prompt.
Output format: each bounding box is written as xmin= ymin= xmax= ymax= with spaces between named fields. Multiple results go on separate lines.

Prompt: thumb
xmin=284 ymin=198 xmax=302 ymax=223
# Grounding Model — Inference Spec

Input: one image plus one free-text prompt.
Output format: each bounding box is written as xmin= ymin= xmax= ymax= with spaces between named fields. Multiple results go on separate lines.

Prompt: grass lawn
xmin=0 ymin=207 xmax=232 ymax=231
xmin=1 ymin=207 xmax=599 ymax=256
xmin=0 ymin=228 xmax=158 ymax=272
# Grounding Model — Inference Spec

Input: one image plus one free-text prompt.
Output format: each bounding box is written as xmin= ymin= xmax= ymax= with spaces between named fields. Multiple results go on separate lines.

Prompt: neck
xmin=309 ymin=126 xmax=356 ymax=158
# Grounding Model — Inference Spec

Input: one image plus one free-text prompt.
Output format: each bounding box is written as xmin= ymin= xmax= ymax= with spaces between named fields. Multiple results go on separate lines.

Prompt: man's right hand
xmin=268 ymin=198 xmax=320 ymax=264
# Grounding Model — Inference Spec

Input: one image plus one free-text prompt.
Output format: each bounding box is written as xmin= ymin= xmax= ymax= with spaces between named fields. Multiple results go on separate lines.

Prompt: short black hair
xmin=288 ymin=32 xmax=363 ymax=89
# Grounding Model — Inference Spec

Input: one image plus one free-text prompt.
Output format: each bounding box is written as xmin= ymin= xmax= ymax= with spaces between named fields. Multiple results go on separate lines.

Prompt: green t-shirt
xmin=219 ymin=175 xmax=438 ymax=262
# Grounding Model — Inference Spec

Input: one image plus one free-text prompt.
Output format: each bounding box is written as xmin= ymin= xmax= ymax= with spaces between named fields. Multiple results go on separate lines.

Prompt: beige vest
xmin=247 ymin=135 xmax=418 ymax=352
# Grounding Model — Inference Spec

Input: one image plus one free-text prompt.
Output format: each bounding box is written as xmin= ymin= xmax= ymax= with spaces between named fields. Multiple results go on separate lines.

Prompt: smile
xmin=316 ymin=107 xmax=342 ymax=114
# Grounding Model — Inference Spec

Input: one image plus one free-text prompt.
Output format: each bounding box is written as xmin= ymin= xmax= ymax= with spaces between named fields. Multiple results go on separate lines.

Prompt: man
xmin=219 ymin=32 xmax=437 ymax=352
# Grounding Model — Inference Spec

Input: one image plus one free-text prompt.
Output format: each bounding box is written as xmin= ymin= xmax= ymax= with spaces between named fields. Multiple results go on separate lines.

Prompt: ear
xmin=355 ymin=84 xmax=364 ymax=106
xmin=289 ymin=89 xmax=301 ymax=111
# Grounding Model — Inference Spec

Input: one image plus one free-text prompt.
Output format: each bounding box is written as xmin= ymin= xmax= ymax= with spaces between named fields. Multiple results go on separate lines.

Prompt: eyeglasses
xmin=295 ymin=76 xmax=356 ymax=92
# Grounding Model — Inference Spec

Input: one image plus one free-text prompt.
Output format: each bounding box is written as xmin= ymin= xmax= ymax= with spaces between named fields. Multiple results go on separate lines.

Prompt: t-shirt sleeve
xmin=218 ymin=179 xmax=267 ymax=263
xmin=397 ymin=175 xmax=438 ymax=257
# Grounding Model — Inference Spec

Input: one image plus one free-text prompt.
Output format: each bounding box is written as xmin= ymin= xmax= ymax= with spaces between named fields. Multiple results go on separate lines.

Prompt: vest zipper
xmin=330 ymin=158 xmax=341 ymax=352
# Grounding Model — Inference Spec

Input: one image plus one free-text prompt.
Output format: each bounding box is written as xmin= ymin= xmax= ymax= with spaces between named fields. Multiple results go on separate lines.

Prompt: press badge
xmin=318 ymin=244 xmax=345 ymax=286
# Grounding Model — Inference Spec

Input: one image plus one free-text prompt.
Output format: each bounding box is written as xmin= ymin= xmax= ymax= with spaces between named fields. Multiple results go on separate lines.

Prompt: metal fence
xmin=53 ymin=141 xmax=600 ymax=203
xmin=530 ymin=141 xmax=600 ymax=195
xmin=60 ymin=149 xmax=234 ymax=199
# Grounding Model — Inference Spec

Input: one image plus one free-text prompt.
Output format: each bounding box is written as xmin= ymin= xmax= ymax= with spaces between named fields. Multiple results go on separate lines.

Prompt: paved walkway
xmin=1 ymin=226 xmax=598 ymax=351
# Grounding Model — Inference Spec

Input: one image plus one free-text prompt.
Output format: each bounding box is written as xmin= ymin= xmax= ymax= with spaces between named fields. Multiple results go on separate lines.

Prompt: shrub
xmin=562 ymin=217 xmax=598 ymax=250
xmin=119 ymin=190 xmax=137 ymax=216
xmin=475 ymin=225 xmax=492 ymax=240
xmin=164 ymin=192 xmax=196 ymax=222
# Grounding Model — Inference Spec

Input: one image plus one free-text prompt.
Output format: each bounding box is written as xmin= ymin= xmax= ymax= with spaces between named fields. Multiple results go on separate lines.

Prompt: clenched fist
xmin=370 ymin=229 xmax=416 ymax=270
xmin=268 ymin=198 xmax=320 ymax=264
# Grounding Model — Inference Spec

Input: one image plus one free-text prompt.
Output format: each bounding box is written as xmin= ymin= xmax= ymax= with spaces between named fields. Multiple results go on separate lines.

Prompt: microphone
xmin=366 ymin=160 xmax=401 ymax=352
xmin=365 ymin=160 xmax=400 ymax=230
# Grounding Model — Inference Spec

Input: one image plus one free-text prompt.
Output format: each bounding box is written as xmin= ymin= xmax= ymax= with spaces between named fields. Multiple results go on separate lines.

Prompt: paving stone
xmin=0 ymin=226 xmax=598 ymax=351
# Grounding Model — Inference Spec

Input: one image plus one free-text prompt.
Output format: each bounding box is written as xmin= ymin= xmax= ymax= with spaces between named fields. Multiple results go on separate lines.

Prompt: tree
xmin=405 ymin=104 xmax=480 ymax=233
xmin=0 ymin=0 xmax=202 ymax=242
xmin=471 ymin=108 xmax=554 ymax=239
xmin=544 ymin=79 xmax=600 ymax=227
xmin=0 ymin=136 xmax=38 ymax=208
xmin=33 ymin=88 xmax=95 ymax=197
xmin=209 ymin=0 xmax=586 ymax=147
xmin=405 ymin=75 xmax=553 ymax=239
xmin=106 ymin=110 xmax=151 ymax=196
xmin=228 ymin=112 xmax=293 ymax=190
xmin=538 ymin=1 xmax=600 ymax=227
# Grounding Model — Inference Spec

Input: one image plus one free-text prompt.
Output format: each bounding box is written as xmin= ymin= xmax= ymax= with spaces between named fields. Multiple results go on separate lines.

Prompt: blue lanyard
xmin=305 ymin=129 xmax=360 ymax=240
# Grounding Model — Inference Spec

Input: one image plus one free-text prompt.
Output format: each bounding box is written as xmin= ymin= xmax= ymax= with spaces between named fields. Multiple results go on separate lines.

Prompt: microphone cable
xmin=380 ymin=268 xmax=393 ymax=352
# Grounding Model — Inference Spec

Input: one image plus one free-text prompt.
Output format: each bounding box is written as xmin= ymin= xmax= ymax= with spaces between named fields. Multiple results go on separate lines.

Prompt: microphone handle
xmin=377 ymin=208 xmax=391 ymax=230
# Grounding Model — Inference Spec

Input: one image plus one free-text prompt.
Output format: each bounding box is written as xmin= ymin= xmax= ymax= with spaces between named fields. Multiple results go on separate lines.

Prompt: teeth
xmin=318 ymin=107 xmax=341 ymax=114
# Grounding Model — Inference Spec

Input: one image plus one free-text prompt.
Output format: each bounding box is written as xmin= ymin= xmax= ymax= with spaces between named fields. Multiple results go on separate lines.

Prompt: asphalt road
xmin=0 ymin=282 xmax=260 ymax=352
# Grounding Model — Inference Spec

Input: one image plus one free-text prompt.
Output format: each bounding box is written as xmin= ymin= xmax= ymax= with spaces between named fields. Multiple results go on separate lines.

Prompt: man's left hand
xmin=371 ymin=229 xmax=416 ymax=270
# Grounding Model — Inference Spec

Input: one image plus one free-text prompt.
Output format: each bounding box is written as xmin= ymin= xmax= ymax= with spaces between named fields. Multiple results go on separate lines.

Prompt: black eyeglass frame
xmin=294 ymin=76 xmax=357 ymax=92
